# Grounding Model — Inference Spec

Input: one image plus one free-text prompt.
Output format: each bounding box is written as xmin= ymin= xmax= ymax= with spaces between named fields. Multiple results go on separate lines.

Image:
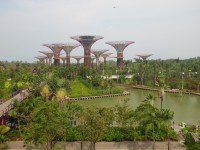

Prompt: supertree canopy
xmin=91 ymin=49 xmax=109 ymax=71
xmin=71 ymin=56 xmax=84 ymax=66
xmin=39 ymin=51 xmax=54 ymax=65
xmin=101 ymin=53 xmax=113 ymax=64
xmin=136 ymin=54 xmax=153 ymax=61
xmin=106 ymin=41 xmax=134 ymax=69
xmin=62 ymin=43 xmax=81 ymax=66
xmin=71 ymin=35 xmax=103 ymax=67
xmin=35 ymin=56 xmax=47 ymax=64
xmin=43 ymin=43 xmax=63 ymax=66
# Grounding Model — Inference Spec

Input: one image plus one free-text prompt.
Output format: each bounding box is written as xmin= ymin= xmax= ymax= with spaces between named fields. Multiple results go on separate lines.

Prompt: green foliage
xmin=66 ymin=127 xmax=80 ymax=141
xmin=22 ymin=100 xmax=68 ymax=149
xmin=104 ymin=127 xmax=124 ymax=141
xmin=185 ymin=133 xmax=195 ymax=148
xmin=114 ymin=99 xmax=134 ymax=127
xmin=187 ymin=143 xmax=200 ymax=150
xmin=0 ymin=125 xmax=10 ymax=149
xmin=181 ymin=125 xmax=196 ymax=133
xmin=67 ymin=80 xmax=90 ymax=97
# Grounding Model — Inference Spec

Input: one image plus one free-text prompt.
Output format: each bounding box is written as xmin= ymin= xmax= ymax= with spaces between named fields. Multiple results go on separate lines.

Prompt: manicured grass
xmin=67 ymin=80 xmax=91 ymax=97
xmin=66 ymin=80 xmax=123 ymax=98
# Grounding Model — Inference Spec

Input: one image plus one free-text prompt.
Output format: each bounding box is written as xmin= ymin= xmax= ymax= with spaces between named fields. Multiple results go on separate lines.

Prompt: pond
xmin=76 ymin=88 xmax=200 ymax=125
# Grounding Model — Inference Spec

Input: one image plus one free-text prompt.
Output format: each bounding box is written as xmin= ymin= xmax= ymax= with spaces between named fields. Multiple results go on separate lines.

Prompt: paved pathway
xmin=0 ymin=90 xmax=30 ymax=117
xmin=7 ymin=141 xmax=186 ymax=150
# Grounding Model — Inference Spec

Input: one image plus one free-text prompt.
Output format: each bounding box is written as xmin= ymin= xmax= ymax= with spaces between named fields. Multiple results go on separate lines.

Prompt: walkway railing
xmin=0 ymin=90 xmax=30 ymax=118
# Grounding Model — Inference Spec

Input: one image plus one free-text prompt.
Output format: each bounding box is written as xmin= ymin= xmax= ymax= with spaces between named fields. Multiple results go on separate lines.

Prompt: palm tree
xmin=56 ymin=88 xmax=68 ymax=108
xmin=156 ymin=70 xmax=166 ymax=110
xmin=40 ymin=84 xmax=51 ymax=100
xmin=159 ymin=109 xmax=174 ymax=150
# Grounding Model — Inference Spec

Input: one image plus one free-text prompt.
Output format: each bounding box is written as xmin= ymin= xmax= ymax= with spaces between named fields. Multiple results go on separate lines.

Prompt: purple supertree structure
xmin=91 ymin=50 xmax=109 ymax=71
xmin=35 ymin=56 xmax=47 ymax=64
xmin=101 ymin=53 xmax=113 ymax=64
xmin=91 ymin=57 xmax=96 ymax=67
xmin=136 ymin=54 xmax=153 ymax=61
xmin=62 ymin=43 xmax=81 ymax=66
xmin=43 ymin=43 xmax=63 ymax=66
xmin=60 ymin=56 xmax=67 ymax=65
xmin=106 ymin=41 xmax=134 ymax=69
xmin=72 ymin=56 xmax=84 ymax=67
xmin=71 ymin=35 xmax=103 ymax=67
xmin=39 ymin=51 xmax=54 ymax=65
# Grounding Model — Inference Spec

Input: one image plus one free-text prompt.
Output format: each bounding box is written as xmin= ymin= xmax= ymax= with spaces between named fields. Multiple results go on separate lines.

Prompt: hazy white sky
xmin=0 ymin=0 xmax=200 ymax=62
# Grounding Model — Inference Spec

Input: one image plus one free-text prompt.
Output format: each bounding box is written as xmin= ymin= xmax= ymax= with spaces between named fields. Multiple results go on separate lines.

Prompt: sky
xmin=0 ymin=0 xmax=200 ymax=63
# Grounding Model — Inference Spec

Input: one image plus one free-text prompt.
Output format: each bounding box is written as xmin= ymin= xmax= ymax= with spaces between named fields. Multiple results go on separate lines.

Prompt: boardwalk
xmin=0 ymin=90 xmax=30 ymax=118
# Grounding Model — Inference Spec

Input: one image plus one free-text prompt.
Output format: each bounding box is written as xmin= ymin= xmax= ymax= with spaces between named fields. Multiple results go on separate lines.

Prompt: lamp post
xmin=181 ymin=72 xmax=184 ymax=91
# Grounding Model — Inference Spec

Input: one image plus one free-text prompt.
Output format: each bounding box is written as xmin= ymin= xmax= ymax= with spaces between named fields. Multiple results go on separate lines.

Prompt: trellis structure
xmin=71 ymin=35 xmax=103 ymax=67
xmin=43 ymin=43 xmax=63 ymax=66
xmin=106 ymin=41 xmax=134 ymax=69
xmin=91 ymin=50 xmax=109 ymax=71
xmin=62 ymin=43 xmax=81 ymax=66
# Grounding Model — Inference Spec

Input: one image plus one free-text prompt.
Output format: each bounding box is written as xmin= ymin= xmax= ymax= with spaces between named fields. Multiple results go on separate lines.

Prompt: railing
xmin=0 ymin=90 xmax=30 ymax=118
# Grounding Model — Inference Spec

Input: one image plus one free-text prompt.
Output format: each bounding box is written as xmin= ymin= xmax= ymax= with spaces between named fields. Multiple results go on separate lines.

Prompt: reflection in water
xmin=76 ymin=89 xmax=200 ymax=124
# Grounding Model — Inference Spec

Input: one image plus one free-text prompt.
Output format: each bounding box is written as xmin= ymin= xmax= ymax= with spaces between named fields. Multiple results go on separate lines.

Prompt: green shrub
xmin=187 ymin=143 xmax=200 ymax=150
xmin=103 ymin=127 xmax=124 ymax=141
xmin=66 ymin=127 xmax=80 ymax=141
xmin=185 ymin=133 xmax=195 ymax=148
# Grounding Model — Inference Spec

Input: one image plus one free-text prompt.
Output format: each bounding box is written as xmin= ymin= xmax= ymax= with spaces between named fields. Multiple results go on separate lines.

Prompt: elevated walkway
xmin=0 ymin=90 xmax=30 ymax=120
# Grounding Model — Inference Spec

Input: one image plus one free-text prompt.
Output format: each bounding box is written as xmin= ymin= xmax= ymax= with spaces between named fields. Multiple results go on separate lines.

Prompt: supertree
xmin=39 ymin=51 xmax=54 ymax=65
xmin=101 ymin=53 xmax=113 ymax=64
xmin=35 ymin=56 xmax=47 ymax=64
xmin=43 ymin=43 xmax=63 ymax=66
xmin=91 ymin=57 xmax=96 ymax=67
xmin=62 ymin=43 xmax=81 ymax=66
xmin=136 ymin=54 xmax=153 ymax=61
xmin=106 ymin=41 xmax=134 ymax=69
xmin=60 ymin=56 xmax=67 ymax=65
xmin=71 ymin=35 xmax=103 ymax=67
xmin=91 ymin=50 xmax=109 ymax=71
xmin=71 ymin=56 xmax=84 ymax=67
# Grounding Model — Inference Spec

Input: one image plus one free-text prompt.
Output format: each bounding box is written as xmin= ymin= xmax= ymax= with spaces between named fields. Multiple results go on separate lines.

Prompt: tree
xmin=80 ymin=107 xmax=114 ymax=150
xmin=156 ymin=70 xmax=166 ymax=110
xmin=134 ymin=99 xmax=160 ymax=141
xmin=114 ymin=99 xmax=134 ymax=127
xmin=22 ymin=100 xmax=68 ymax=150
xmin=8 ymin=97 xmax=43 ymax=136
xmin=40 ymin=84 xmax=51 ymax=100
xmin=0 ymin=125 xmax=10 ymax=149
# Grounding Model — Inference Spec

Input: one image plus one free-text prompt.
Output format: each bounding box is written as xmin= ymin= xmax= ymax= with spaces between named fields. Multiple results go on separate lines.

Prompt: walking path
xmin=127 ymin=85 xmax=200 ymax=96
xmin=7 ymin=141 xmax=186 ymax=150
xmin=0 ymin=90 xmax=30 ymax=117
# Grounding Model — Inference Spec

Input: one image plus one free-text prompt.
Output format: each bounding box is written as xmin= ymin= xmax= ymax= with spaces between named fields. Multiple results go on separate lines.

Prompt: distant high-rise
xmin=106 ymin=41 xmax=134 ymax=69
xmin=71 ymin=35 xmax=103 ymax=67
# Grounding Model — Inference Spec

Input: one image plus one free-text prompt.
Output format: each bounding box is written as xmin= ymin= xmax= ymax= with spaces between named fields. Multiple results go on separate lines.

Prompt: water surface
xmin=76 ymin=89 xmax=200 ymax=124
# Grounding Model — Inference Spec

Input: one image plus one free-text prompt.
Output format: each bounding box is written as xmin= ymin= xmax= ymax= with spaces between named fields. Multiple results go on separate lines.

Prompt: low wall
xmin=128 ymin=86 xmax=200 ymax=96
xmin=67 ymin=91 xmax=130 ymax=101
